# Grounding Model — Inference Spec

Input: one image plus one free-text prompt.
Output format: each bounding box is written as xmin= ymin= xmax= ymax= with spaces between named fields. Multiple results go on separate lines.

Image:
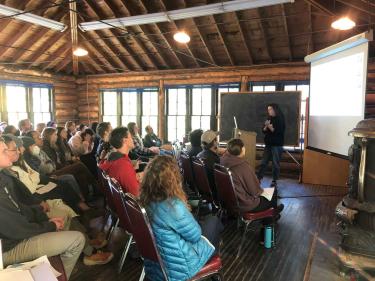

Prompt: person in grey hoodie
xmin=220 ymin=138 xmax=283 ymax=214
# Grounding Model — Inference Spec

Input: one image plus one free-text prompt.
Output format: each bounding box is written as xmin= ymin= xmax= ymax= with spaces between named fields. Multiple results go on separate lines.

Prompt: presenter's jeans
xmin=257 ymin=145 xmax=283 ymax=181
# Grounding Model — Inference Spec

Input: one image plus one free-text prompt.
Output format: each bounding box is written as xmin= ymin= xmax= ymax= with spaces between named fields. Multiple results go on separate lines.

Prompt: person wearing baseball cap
xmin=197 ymin=130 xmax=220 ymax=200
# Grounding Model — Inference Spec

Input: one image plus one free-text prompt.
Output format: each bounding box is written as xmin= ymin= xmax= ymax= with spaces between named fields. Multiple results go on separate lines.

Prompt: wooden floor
xmin=70 ymin=178 xmax=373 ymax=281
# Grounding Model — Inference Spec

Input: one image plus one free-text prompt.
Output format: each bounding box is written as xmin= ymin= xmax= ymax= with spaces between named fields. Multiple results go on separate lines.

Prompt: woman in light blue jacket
xmin=140 ymin=155 xmax=222 ymax=281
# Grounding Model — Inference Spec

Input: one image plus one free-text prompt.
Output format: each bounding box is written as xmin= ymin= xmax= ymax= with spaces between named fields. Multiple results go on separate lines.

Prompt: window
xmin=32 ymin=87 xmax=52 ymax=125
xmin=250 ymin=83 xmax=276 ymax=92
xmin=0 ymin=83 xmax=53 ymax=126
xmin=121 ymin=90 xmax=138 ymax=127
xmin=167 ymin=88 xmax=186 ymax=142
xmin=102 ymin=91 xmax=119 ymax=127
xmin=191 ymin=87 xmax=212 ymax=131
xmin=142 ymin=89 xmax=158 ymax=135
xmin=283 ymin=82 xmax=310 ymax=145
xmin=6 ymin=85 xmax=28 ymax=126
xmin=101 ymin=88 xmax=158 ymax=134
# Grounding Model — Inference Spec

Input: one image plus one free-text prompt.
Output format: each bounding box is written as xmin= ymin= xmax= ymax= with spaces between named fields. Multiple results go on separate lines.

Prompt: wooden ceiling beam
xmin=10 ymin=4 xmax=67 ymax=62
xmin=255 ymin=8 xmax=272 ymax=63
xmin=158 ymin=0 xmax=201 ymax=68
xmin=304 ymin=0 xmax=335 ymax=16
xmin=136 ymin=0 xmax=186 ymax=68
xmin=102 ymin=0 xmax=160 ymax=70
xmin=79 ymin=33 xmax=122 ymax=73
xmin=41 ymin=43 xmax=72 ymax=71
xmin=27 ymin=32 xmax=68 ymax=69
xmin=69 ymin=0 xmax=79 ymax=75
xmin=280 ymin=4 xmax=293 ymax=61
xmin=336 ymin=0 xmax=375 ymax=17
xmin=82 ymin=0 xmax=137 ymax=71
xmin=54 ymin=53 xmax=72 ymax=73
xmin=110 ymin=0 xmax=171 ymax=69
xmin=233 ymin=11 xmax=253 ymax=65
xmin=308 ymin=3 xmax=314 ymax=54
xmin=211 ymin=14 xmax=235 ymax=65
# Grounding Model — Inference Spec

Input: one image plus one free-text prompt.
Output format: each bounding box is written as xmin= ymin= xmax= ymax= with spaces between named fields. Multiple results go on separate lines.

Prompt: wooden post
xmin=158 ymin=79 xmax=165 ymax=141
xmin=69 ymin=1 xmax=78 ymax=75
xmin=240 ymin=75 xmax=249 ymax=92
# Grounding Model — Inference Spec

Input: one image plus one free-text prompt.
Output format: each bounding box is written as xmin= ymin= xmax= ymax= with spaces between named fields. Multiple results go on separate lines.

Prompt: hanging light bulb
xmin=331 ymin=17 xmax=356 ymax=30
xmin=173 ymin=31 xmax=190 ymax=43
xmin=73 ymin=47 xmax=88 ymax=56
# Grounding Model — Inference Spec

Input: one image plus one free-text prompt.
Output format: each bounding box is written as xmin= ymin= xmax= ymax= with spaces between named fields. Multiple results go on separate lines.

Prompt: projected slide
xmin=308 ymin=42 xmax=368 ymax=156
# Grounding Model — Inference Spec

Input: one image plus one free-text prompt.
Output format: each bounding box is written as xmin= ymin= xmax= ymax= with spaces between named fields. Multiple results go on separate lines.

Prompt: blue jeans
xmin=257 ymin=145 xmax=283 ymax=181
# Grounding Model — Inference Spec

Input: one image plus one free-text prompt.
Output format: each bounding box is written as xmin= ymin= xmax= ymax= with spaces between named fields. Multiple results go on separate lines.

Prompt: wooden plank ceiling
xmin=0 ymin=0 xmax=373 ymax=75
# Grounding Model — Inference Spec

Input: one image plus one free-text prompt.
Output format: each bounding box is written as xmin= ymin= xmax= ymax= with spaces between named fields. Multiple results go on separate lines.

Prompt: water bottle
xmin=264 ymin=226 xmax=273 ymax=249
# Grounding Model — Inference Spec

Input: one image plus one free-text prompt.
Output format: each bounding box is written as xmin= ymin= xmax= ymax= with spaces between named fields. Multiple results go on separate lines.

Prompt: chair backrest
xmin=107 ymin=177 xmax=132 ymax=233
xmin=180 ymin=152 xmax=196 ymax=190
xmin=192 ymin=157 xmax=214 ymax=202
xmin=123 ymin=193 xmax=169 ymax=280
xmin=98 ymin=169 xmax=116 ymax=213
xmin=213 ymin=164 xmax=240 ymax=216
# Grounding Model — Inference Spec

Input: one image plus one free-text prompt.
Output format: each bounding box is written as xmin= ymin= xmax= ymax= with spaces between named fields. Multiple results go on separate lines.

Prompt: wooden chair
xmin=123 ymin=193 xmax=224 ymax=281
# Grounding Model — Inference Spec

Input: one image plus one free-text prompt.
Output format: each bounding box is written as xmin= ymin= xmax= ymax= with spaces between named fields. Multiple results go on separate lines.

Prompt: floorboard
xmin=70 ymin=178 xmax=373 ymax=281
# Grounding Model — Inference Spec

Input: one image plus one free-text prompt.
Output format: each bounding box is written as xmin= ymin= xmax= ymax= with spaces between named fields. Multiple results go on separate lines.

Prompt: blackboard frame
xmin=218 ymin=91 xmax=301 ymax=146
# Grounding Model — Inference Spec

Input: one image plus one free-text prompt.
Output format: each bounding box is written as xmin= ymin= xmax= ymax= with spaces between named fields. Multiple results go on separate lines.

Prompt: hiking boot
xmin=89 ymin=238 xmax=108 ymax=250
xmin=83 ymin=251 xmax=114 ymax=266
xmin=276 ymin=204 xmax=284 ymax=213
xmin=271 ymin=180 xmax=277 ymax=187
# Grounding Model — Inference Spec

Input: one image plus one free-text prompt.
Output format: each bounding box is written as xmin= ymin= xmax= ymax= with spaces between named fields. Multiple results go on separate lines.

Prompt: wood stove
xmin=335 ymin=119 xmax=375 ymax=275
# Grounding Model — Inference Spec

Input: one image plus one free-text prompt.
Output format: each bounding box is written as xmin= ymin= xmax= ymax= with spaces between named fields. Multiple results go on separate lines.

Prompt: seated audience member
xmin=96 ymin=122 xmax=113 ymax=162
xmin=128 ymin=122 xmax=159 ymax=157
xmin=143 ymin=125 xmax=162 ymax=148
xmin=18 ymin=119 xmax=32 ymax=136
xmin=89 ymin=122 xmax=100 ymax=154
xmin=0 ymin=121 xmax=7 ymax=133
xmin=0 ymin=137 xmax=85 ymax=279
xmin=3 ymin=125 xmax=18 ymax=135
xmin=25 ymin=131 xmax=95 ymax=200
xmin=47 ymin=121 xmax=57 ymax=128
xmin=99 ymin=127 xmax=140 ymax=196
xmin=197 ymin=130 xmax=221 ymax=198
xmin=36 ymin=123 xmax=46 ymax=135
xmin=65 ymin=121 xmax=76 ymax=141
xmin=140 ymin=156 xmax=223 ymax=281
xmin=3 ymin=135 xmax=89 ymax=213
xmin=187 ymin=129 xmax=203 ymax=157
xmin=68 ymin=128 xmax=98 ymax=177
xmin=220 ymin=138 xmax=283 ymax=214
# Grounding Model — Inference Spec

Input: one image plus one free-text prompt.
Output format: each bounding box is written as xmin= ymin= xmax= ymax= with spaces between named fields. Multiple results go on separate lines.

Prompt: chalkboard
xmin=219 ymin=91 xmax=301 ymax=146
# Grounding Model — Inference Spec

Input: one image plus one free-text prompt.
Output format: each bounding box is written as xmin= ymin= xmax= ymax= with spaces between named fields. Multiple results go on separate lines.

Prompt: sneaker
xmin=83 ymin=251 xmax=114 ymax=266
xmin=89 ymin=238 xmax=108 ymax=250
xmin=271 ymin=180 xmax=277 ymax=187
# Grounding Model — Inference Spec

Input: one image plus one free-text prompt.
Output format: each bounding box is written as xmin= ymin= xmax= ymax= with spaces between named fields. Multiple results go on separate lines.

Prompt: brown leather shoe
xmin=83 ymin=251 xmax=114 ymax=266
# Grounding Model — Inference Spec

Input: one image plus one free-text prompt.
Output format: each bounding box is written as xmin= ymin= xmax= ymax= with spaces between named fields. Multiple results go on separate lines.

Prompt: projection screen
xmin=306 ymin=33 xmax=370 ymax=157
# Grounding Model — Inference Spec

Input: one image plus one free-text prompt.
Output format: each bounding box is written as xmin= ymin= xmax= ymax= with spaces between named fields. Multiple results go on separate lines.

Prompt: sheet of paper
xmin=261 ymin=187 xmax=275 ymax=201
xmin=0 ymin=269 xmax=34 ymax=281
xmin=35 ymin=182 xmax=57 ymax=194
xmin=6 ymin=255 xmax=61 ymax=277
xmin=30 ymin=262 xmax=58 ymax=281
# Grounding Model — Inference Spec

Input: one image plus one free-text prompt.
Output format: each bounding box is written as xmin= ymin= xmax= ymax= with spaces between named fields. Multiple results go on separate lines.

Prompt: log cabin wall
xmin=0 ymin=68 xmax=77 ymax=125
xmin=75 ymin=62 xmax=310 ymax=138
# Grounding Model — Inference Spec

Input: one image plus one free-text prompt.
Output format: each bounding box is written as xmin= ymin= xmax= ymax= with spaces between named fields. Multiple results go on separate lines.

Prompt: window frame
xmin=100 ymin=87 xmax=159 ymax=136
xmin=0 ymin=82 xmax=54 ymax=126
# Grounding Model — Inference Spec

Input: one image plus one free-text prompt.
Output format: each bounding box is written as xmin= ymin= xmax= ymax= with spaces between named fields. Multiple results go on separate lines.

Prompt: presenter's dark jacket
xmin=220 ymin=153 xmax=262 ymax=212
xmin=263 ymin=116 xmax=285 ymax=146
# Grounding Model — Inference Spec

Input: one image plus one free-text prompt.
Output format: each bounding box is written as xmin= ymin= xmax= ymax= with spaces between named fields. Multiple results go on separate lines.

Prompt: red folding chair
xmin=48 ymin=256 xmax=67 ymax=281
xmin=98 ymin=168 xmax=119 ymax=241
xmin=107 ymin=177 xmax=135 ymax=273
xmin=123 ymin=193 xmax=224 ymax=281
xmin=180 ymin=152 xmax=197 ymax=192
xmin=214 ymin=164 xmax=278 ymax=257
xmin=191 ymin=158 xmax=217 ymax=207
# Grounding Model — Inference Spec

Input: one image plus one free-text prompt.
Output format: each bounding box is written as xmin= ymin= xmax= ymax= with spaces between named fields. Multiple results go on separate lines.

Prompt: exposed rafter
xmin=211 ymin=14 xmax=235 ymax=65
xmin=41 ymin=43 xmax=72 ymax=71
xmin=158 ymin=0 xmax=201 ymax=68
xmin=308 ymin=3 xmax=314 ymax=54
xmin=137 ymin=0 xmax=186 ymax=68
xmin=233 ymin=11 xmax=253 ymax=65
xmin=280 ymin=4 xmax=293 ymax=61
xmin=255 ymin=8 xmax=272 ymax=63
xmin=69 ymin=0 xmax=79 ymax=75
